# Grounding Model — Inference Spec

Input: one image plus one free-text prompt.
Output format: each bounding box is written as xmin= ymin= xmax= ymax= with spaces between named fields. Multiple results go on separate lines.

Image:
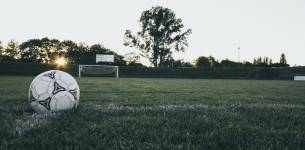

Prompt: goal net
xmin=78 ymin=65 xmax=119 ymax=78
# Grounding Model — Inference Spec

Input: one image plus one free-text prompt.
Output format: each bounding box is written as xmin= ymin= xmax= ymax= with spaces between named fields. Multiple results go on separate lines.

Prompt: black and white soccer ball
xmin=28 ymin=70 xmax=80 ymax=113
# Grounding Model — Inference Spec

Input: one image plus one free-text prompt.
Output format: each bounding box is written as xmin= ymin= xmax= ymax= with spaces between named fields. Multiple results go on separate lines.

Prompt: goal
xmin=78 ymin=65 xmax=119 ymax=78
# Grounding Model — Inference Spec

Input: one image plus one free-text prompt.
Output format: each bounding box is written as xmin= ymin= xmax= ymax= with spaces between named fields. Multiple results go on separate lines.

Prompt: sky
xmin=0 ymin=0 xmax=304 ymax=65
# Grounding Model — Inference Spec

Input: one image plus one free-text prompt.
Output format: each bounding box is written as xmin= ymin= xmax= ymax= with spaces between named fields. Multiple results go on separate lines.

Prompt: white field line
xmin=13 ymin=113 xmax=58 ymax=136
xmin=86 ymin=103 xmax=305 ymax=112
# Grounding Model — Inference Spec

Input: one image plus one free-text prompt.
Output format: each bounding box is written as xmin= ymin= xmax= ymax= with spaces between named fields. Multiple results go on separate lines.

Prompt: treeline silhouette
xmin=194 ymin=54 xmax=289 ymax=68
xmin=0 ymin=38 xmax=289 ymax=68
xmin=0 ymin=38 xmax=126 ymax=66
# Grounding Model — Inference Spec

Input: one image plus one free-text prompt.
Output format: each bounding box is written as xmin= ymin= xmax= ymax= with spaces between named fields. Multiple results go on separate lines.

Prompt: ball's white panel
xmin=51 ymin=95 xmax=75 ymax=111
xmin=30 ymin=101 xmax=38 ymax=107
xmin=40 ymin=76 xmax=54 ymax=82
xmin=66 ymin=92 xmax=76 ymax=102
xmin=36 ymin=92 xmax=50 ymax=101
xmin=33 ymin=80 xmax=49 ymax=95
xmin=47 ymin=81 xmax=55 ymax=95
xmin=31 ymin=88 xmax=39 ymax=99
xmin=68 ymin=83 xmax=78 ymax=89
xmin=55 ymin=90 xmax=68 ymax=98
xmin=31 ymin=101 xmax=49 ymax=113
xmin=60 ymin=71 xmax=76 ymax=85
xmin=28 ymin=70 xmax=80 ymax=113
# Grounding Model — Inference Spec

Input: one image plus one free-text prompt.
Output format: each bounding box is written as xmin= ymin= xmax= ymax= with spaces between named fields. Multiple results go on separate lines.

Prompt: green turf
xmin=0 ymin=76 xmax=305 ymax=150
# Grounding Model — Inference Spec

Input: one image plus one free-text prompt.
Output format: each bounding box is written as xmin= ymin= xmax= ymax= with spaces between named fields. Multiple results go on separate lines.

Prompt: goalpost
xmin=78 ymin=65 xmax=119 ymax=78
xmin=78 ymin=54 xmax=119 ymax=78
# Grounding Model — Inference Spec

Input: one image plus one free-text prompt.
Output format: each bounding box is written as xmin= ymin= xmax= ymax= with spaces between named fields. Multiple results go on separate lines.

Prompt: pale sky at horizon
xmin=0 ymin=0 xmax=304 ymax=65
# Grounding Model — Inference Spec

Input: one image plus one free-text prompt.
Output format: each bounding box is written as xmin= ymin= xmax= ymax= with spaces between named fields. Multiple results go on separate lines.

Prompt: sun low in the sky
xmin=55 ymin=57 xmax=67 ymax=67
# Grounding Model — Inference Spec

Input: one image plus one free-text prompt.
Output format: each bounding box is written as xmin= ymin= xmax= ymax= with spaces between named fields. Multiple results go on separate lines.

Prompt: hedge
xmin=0 ymin=62 xmax=305 ymax=80
xmin=119 ymin=66 xmax=305 ymax=79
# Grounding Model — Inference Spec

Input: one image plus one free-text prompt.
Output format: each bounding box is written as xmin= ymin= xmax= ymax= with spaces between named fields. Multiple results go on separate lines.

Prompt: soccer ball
xmin=28 ymin=70 xmax=80 ymax=113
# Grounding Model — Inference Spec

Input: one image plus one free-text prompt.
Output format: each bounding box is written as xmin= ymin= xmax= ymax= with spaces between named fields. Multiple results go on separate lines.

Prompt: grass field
xmin=1 ymin=76 xmax=305 ymax=149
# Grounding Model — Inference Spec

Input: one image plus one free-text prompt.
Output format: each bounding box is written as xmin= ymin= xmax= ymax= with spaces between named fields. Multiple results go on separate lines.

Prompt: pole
xmin=78 ymin=65 xmax=81 ymax=78
xmin=116 ymin=66 xmax=119 ymax=79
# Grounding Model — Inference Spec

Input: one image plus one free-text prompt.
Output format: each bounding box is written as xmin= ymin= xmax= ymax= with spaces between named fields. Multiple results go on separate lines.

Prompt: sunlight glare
xmin=55 ymin=57 xmax=67 ymax=66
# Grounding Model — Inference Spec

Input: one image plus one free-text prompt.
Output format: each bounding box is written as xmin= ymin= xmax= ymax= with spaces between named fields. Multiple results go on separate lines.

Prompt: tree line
xmin=194 ymin=54 xmax=289 ymax=68
xmin=0 ymin=38 xmax=126 ymax=66
xmin=0 ymin=38 xmax=289 ymax=68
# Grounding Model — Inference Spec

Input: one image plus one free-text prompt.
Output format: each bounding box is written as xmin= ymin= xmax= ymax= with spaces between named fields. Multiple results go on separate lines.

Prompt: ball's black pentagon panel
xmin=52 ymin=81 xmax=66 ymax=95
xmin=38 ymin=97 xmax=52 ymax=110
xmin=43 ymin=71 xmax=56 ymax=79
xmin=69 ymin=89 xmax=78 ymax=100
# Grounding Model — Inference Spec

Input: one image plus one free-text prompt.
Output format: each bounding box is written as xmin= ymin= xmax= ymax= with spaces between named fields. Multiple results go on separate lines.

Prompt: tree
xmin=220 ymin=59 xmax=241 ymax=67
xmin=113 ymin=54 xmax=127 ymax=66
xmin=61 ymin=40 xmax=78 ymax=52
xmin=195 ymin=56 xmax=210 ymax=67
xmin=208 ymin=56 xmax=219 ymax=67
xmin=19 ymin=38 xmax=62 ymax=63
xmin=62 ymin=40 xmax=79 ymax=64
xmin=124 ymin=52 xmax=141 ymax=66
xmin=268 ymin=59 xmax=273 ymax=66
xmin=20 ymin=39 xmax=44 ymax=63
xmin=181 ymin=61 xmax=193 ymax=67
xmin=76 ymin=42 xmax=90 ymax=64
xmin=170 ymin=59 xmax=193 ymax=68
xmin=243 ymin=61 xmax=253 ymax=67
xmin=4 ymin=40 xmax=20 ymax=60
xmin=280 ymin=53 xmax=287 ymax=65
xmin=40 ymin=38 xmax=61 ymax=63
xmin=124 ymin=6 xmax=192 ymax=67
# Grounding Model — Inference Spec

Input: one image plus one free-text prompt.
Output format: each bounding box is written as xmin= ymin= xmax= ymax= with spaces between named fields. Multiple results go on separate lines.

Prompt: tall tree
xmin=20 ymin=39 xmax=45 ymax=63
xmin=62 ymin=40 xmax=79 ymax=64
xmin=279 ymin=53 xmax=287 ymax=65
xmin=41 ymin=38 xmax=61 ymax=63
xmin=4 ymin=40 xmax=20 ymax=60
xmin=19 ymin=38 xmax=62 ymax=63
xmin=61 ymin=40 xmax=78 ymax=52
xmin=124 ymin=6 xmax=192 ymax=67
xmin=77 ymin=42 xmax=90 ymax=64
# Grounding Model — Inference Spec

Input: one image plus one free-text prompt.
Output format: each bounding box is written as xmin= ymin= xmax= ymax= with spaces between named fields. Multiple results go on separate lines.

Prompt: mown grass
xmin=0 ymin=76 xmax=305 ymax=150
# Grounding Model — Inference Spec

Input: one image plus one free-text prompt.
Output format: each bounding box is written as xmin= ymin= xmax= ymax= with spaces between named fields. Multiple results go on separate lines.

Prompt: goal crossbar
xmin=78 ymin=65 xmax=119 ymax=78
